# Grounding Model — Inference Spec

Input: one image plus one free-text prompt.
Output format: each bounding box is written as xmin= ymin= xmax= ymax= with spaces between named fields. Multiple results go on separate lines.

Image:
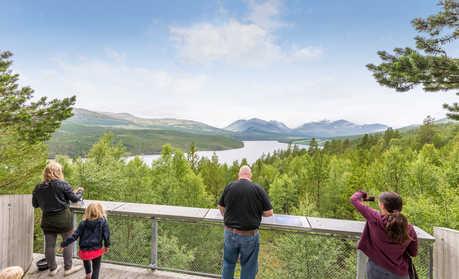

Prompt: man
xmin=218 ymin=165 xmax=273 ymax=279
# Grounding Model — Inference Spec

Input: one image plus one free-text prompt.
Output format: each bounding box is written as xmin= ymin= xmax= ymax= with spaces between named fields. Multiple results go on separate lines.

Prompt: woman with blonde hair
xmin=32 ymin=161 xmax=84 ymax=276
xmin=61 ymin=202 xmax=110 ymax=279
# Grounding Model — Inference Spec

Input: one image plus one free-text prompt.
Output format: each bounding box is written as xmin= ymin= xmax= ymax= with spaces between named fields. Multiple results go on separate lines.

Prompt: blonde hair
xmin=43 ymin=161 xmax=64 ymax=182
xmin=0 ymin=266 xmax=24 ymax=279
xmin=83 ymin=202 xmax=106 ymax=221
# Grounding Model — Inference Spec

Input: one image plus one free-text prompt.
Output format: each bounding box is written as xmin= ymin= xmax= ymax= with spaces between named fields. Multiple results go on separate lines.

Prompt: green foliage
xmin=0 ymin=51 xmax=76 ymax=143
xmin=270 ymin=174 xmax=298 ymax=214
xmin=366 ymin=1 xmax=459 ymax=120
xmin=0 ymin=51 xmax=74 ymax=191
xmin=17 ymin=109 xmax=459 ymax=275
xmin=197 ymin=153 xmax=227 ymax=203
xmin=158 ymin=234 xmax=196 ymax=269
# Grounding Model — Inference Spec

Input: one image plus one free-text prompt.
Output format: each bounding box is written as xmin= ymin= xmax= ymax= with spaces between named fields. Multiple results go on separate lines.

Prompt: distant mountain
xmin=225 ymin=118 xmax=291 ymax=134
xmin=48 ymin=108 xmax=242 ymax=157
xmin=56 ymin=109 xmax=393 ymax=157
xmin=67 ymin=108 xmax=230 ymax=135
xmin=293 ymin=119 xmax=388 ymax=138
xmin=225 ymin=118 xmax=388 ymax=139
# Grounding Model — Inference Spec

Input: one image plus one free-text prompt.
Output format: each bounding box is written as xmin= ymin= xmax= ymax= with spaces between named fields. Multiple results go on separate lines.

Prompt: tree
xmin=367 ymin=1 xmax=459 ymax=120
xmin=187 ymin=142 xmax=199 ymax=172
xmin=307 ymin=151 xmax=329 ymax=210
xmin=269 ymin=174 xmax=298 ymax=214
xmin=0 ymin=51 xmax=76 ymax=143
xmin=308 ymin=138 xmax=319 ymax=155
xmin=87 ymin=132 xmax=125 ymax=165
xmin=0 ymin=51 xmax=75 ymax=191
xmin=383 ymin=128 xmax=401 ymax=148
xmin=417 ymin=116 xmax=440 ymax=148
xmin=197 ymin=153 xmax=226 ymax=203
xmin=151 ymin=145 xmax=211 ymax=207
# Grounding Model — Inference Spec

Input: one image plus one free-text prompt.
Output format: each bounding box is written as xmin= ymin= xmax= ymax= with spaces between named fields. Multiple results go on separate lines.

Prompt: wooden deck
xmin=25 ymin=254 xmax=212 ymax=279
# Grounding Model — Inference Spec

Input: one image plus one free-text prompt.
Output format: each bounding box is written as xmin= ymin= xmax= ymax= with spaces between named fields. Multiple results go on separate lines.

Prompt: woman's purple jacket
xmin=350 ymin=191 xmax=418 ymax=276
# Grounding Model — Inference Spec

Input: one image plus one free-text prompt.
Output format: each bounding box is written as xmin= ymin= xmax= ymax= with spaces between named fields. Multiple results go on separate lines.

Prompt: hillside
xmin=48 ymin=123 xmax=243 ymax=157
xmin=68 ymin=108 xmax=232 ymax=135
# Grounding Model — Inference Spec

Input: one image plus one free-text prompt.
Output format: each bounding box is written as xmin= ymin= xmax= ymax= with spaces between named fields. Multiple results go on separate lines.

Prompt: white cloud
xmin=170 ymin=20 xmax=283 ymax=66
xmin=169 ymin=0 xmax=322 ymax=66
xmin=23 ymin=56 xmax=208 ymax=118
xmin=291 ymin=47 xmax=324 ymax=61
xmin=246 ymin=0 xmax=284 ymax=30
xmin=104 ymin=48 xmax=126 ymax=63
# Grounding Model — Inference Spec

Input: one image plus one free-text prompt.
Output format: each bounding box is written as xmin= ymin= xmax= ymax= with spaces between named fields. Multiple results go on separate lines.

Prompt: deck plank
xmin=25 ymin=254 xmax=212 ymax=279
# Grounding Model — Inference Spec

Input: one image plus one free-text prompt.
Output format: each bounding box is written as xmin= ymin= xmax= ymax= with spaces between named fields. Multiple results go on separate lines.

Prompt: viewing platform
xmin=25 ymin=254 xmax=209 ymax=279
xmin=3 ymin=195 xmax=458 ymax=279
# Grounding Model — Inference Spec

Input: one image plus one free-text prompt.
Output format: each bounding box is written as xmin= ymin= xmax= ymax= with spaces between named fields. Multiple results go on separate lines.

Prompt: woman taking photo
xmin=32 ymin=161 xmax=84 ymax=276
xmin=351 ymin=191 xmax=418 ymax=279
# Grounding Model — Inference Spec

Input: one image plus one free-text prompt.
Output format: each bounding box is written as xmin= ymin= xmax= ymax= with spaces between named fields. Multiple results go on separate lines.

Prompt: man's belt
xmin=224 ymin=226 xmax=258 ymax=236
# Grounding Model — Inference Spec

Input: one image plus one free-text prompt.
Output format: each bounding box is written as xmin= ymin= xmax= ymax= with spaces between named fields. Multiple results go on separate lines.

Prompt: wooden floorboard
xmin=25 ymin=254 xmax=212 ymax=279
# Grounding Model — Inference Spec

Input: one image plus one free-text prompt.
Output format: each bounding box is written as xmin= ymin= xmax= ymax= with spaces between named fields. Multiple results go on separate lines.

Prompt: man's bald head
xmin=238 ymin=165 xmax=252 ymax=180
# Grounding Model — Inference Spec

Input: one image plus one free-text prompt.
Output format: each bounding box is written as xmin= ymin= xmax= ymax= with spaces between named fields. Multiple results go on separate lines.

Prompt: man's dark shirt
xmin=218 ymin=178 xmax=272 ymax=230
xmin=32 ymin=179 xmax=82 ymax=215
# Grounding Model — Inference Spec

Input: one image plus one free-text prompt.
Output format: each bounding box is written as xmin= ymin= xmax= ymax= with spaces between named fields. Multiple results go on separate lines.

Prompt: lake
xmin=126 ymin=141 xmax=307 ymax=165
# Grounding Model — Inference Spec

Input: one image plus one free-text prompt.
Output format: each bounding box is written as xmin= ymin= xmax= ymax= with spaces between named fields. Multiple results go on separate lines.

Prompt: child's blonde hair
xmin=83 ymin=202 xmax=106 ymax=221
xmin=43 ymin=161 xmax=64 ymax=182
xmin=0 ymin=266 xmax=24 ymax=279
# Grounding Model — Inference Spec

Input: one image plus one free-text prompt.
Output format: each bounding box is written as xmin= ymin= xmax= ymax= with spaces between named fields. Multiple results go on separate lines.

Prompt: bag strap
xmin=407 ymin=255 xmax=419 ymax=279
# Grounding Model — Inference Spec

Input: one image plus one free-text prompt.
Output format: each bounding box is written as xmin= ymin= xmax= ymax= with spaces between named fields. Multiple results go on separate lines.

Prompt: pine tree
xmin=367 ymin=1 xmax=459 ymax=120
xmin=0 ymin=51 xmax=75 ymax=190
xmin=0 ymin=51 xmax=76 ymax=143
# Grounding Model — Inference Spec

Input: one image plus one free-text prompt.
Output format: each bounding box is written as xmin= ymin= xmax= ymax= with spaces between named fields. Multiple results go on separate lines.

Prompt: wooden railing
xmin=69 ymin=200 xmax=435 ymax=278
xmin=0 ymin=195 xmax=34 ymax=271
xmin=433 ymin=227 xmax=459 ymax=278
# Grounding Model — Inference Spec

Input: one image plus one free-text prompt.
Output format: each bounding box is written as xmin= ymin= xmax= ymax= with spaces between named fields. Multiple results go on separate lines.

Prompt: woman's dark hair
xmin=379 ymin=192 xmax=410 ymax=243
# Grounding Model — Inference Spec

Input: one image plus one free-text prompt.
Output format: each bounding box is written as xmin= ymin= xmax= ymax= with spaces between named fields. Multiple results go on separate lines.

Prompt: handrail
xmin=70 ymin=200 xmax=435 ymax=241
xmin=69 ymin=199 xmax=435 ymax=279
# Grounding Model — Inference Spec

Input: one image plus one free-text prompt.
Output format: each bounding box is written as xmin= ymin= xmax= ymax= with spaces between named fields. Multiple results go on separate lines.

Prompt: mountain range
xmin=48 ymin=108 xmax=393 ymax=157
xmin=225 ymin=118 xmax=388 ymax=139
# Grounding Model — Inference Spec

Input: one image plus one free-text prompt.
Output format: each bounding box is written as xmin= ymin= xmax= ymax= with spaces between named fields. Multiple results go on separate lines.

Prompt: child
xmin=61 ymin=202 xmax=110 ymax=279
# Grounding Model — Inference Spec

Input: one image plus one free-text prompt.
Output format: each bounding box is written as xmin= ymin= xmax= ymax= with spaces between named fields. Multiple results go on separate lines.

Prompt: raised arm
xmin=350 ymin=191 xmax=379 ymax=221
xmin=63 ymin=182 xmax=83 ymax=203
xmin=406 ymin=226 xmax=418 ymax=257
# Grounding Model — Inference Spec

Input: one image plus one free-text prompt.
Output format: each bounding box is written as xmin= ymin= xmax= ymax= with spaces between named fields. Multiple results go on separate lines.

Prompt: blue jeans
xmin=222 ymin=229 xmax=260 ymax=279
xmin=367 ymin=260 xmax=409 ymax=279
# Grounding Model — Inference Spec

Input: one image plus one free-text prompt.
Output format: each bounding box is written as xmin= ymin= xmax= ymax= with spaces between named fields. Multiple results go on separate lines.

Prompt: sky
xmin=1 ymin=0 xmax=458 ymax=128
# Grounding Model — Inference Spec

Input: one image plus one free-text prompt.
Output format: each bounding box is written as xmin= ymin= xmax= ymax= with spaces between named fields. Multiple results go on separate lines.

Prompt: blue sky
xmin=1 ymin=0 xmax=457 ymax=128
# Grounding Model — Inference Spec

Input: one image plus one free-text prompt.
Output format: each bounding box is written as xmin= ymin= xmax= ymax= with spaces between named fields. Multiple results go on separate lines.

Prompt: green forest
xmin=9 ymin=118 xmax=458 ymax=278
xmin=1 ymin=1 xmax=458 ymax=276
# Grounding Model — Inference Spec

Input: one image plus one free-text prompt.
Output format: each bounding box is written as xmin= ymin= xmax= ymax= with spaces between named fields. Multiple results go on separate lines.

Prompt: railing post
xmin=72 ymin=211 xmax=78 ymax=257
xmin=356 ymin=250 xmax=367 ymax=279
xmin=428 ymin=243 xmax=433 ymax=279
xmin=150 ymin=217 xmax=158 ymax=270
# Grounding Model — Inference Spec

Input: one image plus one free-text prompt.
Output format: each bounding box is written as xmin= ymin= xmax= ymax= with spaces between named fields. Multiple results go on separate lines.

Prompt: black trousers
xmin=83 ymin=256 xmax=102 ymax=279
